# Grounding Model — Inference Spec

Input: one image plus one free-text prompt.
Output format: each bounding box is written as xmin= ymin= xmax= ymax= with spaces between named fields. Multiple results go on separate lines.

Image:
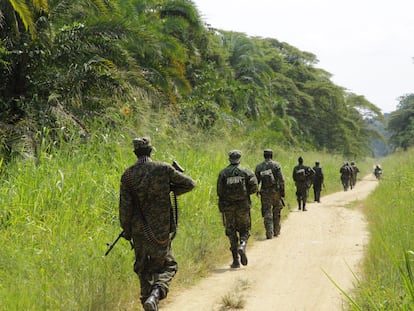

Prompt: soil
xmin=161 ymin=174 xmax=378 ymax=311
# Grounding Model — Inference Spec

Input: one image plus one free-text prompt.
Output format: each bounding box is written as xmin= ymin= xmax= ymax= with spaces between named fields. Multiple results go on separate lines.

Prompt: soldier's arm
xmin=119 ymin=173 xmax=133 ymax=237
xmin=170 ymin=166 xmax=196 ymax=195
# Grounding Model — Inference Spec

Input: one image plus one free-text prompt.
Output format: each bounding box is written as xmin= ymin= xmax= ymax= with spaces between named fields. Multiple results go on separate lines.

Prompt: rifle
xmin=105 ymin=231 xmax=133 ymax=256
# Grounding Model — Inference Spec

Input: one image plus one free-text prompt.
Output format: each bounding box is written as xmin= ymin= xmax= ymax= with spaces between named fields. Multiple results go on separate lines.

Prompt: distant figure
xmin=312 ymin=161 xmax=324 ymax=203
xmin=119 ymin=137 xmax=195 ymax=311
xmin=350 ymin=161 xmax=360 ymax=187
xmin=292 ymin=156 xmax=315 ymax=211
xmin=255 ymin=149 xmax=285 ymax=239
xmin=340 ymin=162 xmax=352 ymax=191
xmin=217 ymin=150 xmax=258 ymax=269
xmin=374 ymin=164 xmax=382 ymax=180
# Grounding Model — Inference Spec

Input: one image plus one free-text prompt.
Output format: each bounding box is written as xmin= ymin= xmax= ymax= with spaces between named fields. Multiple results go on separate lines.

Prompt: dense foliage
xmin=0 ymin=0 xmax=384 ymax=159
xmin=387 ymin=93 xmax=414 ymax=151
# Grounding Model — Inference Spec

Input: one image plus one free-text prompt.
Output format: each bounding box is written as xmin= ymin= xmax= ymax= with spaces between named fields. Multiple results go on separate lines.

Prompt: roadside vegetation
xmin=1 ymin=1 xmax=414 ymax=310
xmin=345 ymin=148 xmax=414 ymax=310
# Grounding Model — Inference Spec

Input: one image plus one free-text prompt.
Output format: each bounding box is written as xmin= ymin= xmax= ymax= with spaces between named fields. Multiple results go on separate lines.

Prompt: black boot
xmin=265 ymin=224 xmax=273 ymax=239
xmin=230 ymin=250 xmax=240 ymax=268
xmin=143 ymin=286 xmax=161 ymax=311
xmin=302 ymin=204 xmax=307 ymax=211
xmin=238 ymin=241 xmax=248 ymax=266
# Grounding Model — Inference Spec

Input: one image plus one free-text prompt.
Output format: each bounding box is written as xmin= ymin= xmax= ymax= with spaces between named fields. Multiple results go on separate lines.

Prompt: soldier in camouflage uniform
xmin=255 ymin=149 xmax=285 ymax=239
xmin=217 ymin=150 xmax=258 ymax=268
xmin=312 ymin=161 xmax=324 ymax=203
xmin=292 ymin=156 xmax=315 ymax=211
xmin=119 ymin=137 xmax=195 ymax=311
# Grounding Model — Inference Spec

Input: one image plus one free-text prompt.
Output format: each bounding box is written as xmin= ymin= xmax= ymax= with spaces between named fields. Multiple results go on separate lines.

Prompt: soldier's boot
xmin=143 ymin=286 xmax=161 ymax=311
xmin=265 ymin=224 xmax=273 ymax=239
xmin=238 ymin=241 xmax=248 ymax=266
xmin=297 ymin=200 xmax=302 ymax=210
xmin=230 ymin=250 xmax=240 ymax=269
xmin=274 ymin=225 xmax=281 ymax=237
xmin=302 ymin=203 xmax=307 ymax=211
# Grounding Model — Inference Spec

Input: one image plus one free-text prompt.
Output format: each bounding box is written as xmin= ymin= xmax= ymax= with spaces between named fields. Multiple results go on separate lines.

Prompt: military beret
xmin=133 ymin=137 xmax=151 ymax=150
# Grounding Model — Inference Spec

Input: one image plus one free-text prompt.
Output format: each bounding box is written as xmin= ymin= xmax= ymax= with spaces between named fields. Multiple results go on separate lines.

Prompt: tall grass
xmin=348 ymin=149 xmax=414 ymax=310
xmin=0 ymin=120 xmax=375 ymax=310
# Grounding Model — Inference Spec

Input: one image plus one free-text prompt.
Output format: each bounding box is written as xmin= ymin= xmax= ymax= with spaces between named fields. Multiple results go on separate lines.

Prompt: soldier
xmin=292 ymin=156 xmax=315 ymax=211
xmin=119 ymin=137 xmax=195 ymax=311
xmin=312 ymin=161 xmax=324 ymax=203
xmin=340 ymin=161 xmax=352 ymax=191
xmin=350 ymin=161 xmax=360 ymax=187
xmin=255 ymin=149 xmax=285 ymax=239
xmin=217 ymin=150 xmax=258 ymax=268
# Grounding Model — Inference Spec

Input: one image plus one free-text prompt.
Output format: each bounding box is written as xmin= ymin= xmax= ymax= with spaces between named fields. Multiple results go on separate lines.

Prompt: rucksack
xmin=224 ymin=168 xmax=247 ymax=200
xmin=294 ymin=168 xmax=306 ymax=182
xmin=260 ymin=168 xmax=277 ymax=188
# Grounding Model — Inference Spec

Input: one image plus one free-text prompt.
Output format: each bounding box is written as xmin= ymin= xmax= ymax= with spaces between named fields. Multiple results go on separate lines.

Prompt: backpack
xmin=260 ymin=168 xmax=277 ymax=188
xmin=224 ymin=167 xmax=247 ymax=200
xmin=294 ymin=168 xmax=306 ymax=182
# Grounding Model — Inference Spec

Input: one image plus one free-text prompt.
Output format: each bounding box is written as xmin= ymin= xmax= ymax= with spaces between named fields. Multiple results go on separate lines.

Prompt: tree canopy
xmin=0 ymin=0 xmax=384 ymax=158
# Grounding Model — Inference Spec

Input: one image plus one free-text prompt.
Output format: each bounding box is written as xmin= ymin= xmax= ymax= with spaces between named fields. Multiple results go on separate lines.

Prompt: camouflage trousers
xmin=295 ymin=182 xmax=309 ymax=208
xmin=260 ymin=191 xmax=282 ymax=236
xmin=222 ymin=206 xmax=251 ymax=252
xmin=132 ymin=233 xmax=177 ymax=305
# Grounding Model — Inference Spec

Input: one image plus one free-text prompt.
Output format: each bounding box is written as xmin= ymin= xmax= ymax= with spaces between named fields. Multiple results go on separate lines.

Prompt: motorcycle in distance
xmin=373 ymin=164 xmax=382 ymax=180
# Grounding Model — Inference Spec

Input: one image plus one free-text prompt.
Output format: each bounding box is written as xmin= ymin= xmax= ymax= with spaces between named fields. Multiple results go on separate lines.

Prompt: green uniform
xmin=255 ymin=158 xmax=285 ymax=238
xmin=119 ymin=156 xmax=195 ymax=305
xmin=217 ymin=162 xmax=258 ymax=254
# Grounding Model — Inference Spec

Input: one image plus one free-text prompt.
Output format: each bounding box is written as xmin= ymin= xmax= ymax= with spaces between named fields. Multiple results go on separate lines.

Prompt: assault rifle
xmin=105 ymin=231 xmax=133 ymax=256
xmin=105 ymin=160 xmax=185 ymax=256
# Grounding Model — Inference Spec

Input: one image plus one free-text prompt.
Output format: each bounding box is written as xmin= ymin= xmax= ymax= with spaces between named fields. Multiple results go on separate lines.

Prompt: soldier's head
xmin=315 ymin=161 xmax=320 ymax=166
xmin=228 ymin=150 xmax=242 ymax=165
xmin=133 ymin=137 xmax=152 ymax=157
xmin=298 ymin=156 xmax=303 ymax=164
xmin=264 ymin=149 xmax=273 ymax=159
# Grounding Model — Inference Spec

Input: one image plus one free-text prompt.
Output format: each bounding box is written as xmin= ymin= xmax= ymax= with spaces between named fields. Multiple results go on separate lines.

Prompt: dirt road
xmin=162 ymin=174 xmax=378 ymax=311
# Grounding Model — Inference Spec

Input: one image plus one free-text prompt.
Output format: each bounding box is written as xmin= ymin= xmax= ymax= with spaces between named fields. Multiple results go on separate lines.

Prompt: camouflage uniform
xmin=255 ymin=149 xmax=285 ymax=239
xmin=350 ymin=161 xmax=360 ymax=187
xmin=292 ymin=156 xmax=315 ymax=211
xmin=217 ymin=150 xmax=258 ymax=268
xmin=312 ymin=161 xmax=324 ymax=203
xmin=340 ymin=162 xmax=352 ymax=191
xmin=119 ymin=137 xmax=195 ymax=311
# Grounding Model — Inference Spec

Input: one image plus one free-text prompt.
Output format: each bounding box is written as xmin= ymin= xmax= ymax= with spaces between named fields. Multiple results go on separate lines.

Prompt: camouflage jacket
xmin=119 ymin=158 xmax=195 ymax=245
xmin=255 ymin=159 xmax=285 ymax=193
xmin=217 ymin=164 xmax=258 ymax=210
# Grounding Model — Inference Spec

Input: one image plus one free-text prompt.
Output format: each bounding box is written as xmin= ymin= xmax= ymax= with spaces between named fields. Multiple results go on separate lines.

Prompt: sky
xmin=192 ymin=0 xmax=414 ymax=113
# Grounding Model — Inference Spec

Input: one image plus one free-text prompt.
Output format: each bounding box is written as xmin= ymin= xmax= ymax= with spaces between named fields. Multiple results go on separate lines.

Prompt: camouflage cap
xmin=228 ymin=150 xmax=242 ymax=164
xmin=264 ymin=148 xmax=273 ymax=155
xmin=133 ymin=137 xmax=151 ymax=150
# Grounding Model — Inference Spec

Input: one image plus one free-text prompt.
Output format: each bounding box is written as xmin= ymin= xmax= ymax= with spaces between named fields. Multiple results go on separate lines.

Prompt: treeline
xmin=1 ymin=0 xmax=384 ymax=159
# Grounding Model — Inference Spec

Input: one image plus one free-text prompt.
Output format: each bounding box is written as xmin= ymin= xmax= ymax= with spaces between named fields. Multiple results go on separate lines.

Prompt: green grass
xmin=346 ymin=149 xmax=414 ymax=310
xmin=0 ymin=122 xmax=378 ymax=310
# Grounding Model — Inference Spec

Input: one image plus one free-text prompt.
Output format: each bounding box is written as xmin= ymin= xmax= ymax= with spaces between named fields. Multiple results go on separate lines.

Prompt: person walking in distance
xmin=350 ymin=161 xmax=360 ymax=188
xmin=312 ymin=161 xmax=324 ymax=203
xmin=255 ymin=149 xmax=285 ymax=239
xmin=340 ymin=161 xmax=352 ymax=191
xmin=217 ymin=150 xmax=258 ymax=268
xmin=119 ymin=137 xmax=195 ymax=311
xmin=292 ymin=156 xmax=315 ymax=211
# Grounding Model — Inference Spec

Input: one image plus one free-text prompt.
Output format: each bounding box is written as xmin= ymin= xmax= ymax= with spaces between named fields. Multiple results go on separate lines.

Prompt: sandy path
xmin=161 ymin=174 xmax=378 ymax=311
